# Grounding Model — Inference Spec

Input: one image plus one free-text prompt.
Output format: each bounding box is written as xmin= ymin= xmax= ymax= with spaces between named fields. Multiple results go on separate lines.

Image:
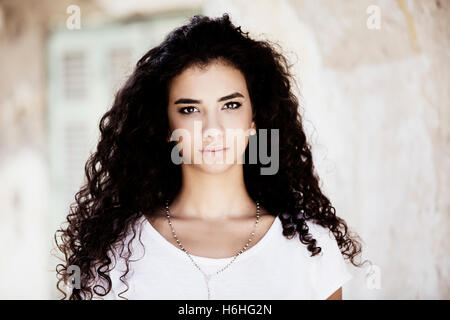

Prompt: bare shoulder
xmin=305 ymin=220 xmax=336 ymax=242
xmin=142 ymin=203 xmax=277 ymax=258
xmin=144 ymin=204 xmax=276 ymax=224
xmin=144 ymin=204 xmax=165 ymax=223
xmin=142 ymin=204 xmax=277 ymax=243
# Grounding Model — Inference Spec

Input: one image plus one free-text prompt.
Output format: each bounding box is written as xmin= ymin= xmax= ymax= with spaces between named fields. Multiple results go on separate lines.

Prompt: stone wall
xmin=204 ymin=0 xmax=449 ymax=299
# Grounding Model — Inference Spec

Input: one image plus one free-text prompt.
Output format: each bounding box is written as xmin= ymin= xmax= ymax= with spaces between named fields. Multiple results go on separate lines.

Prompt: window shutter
xmin=47 ymin=12 xmax=198 ymax=230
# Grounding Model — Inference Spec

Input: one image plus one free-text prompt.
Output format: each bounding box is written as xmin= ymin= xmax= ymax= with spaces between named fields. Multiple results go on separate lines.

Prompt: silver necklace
xmin=164 ymin=200 xmax=260 ymax=300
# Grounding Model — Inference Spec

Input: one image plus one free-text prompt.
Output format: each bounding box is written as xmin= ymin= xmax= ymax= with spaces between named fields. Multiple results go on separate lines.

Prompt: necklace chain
xmin=164 ymin=200 xmax=260 ymax=300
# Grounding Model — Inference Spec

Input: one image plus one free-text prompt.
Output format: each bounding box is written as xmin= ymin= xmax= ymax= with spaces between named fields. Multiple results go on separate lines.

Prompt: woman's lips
xmin=200 ymin=147 xmax=229 ymax=153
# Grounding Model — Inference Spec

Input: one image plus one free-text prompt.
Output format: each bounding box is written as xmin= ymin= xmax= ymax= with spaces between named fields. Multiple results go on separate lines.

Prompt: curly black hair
xmin=54 ymin=13 xmax=369 ymax=300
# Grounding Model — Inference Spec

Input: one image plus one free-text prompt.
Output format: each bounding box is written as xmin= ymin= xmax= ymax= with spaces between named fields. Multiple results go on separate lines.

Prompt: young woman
xmin=55 ymin=13 xmax=366 ymax=300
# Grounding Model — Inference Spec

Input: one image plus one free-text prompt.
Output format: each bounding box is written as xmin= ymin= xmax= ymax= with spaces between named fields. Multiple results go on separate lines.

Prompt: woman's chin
xmin=181 ymin=153 xmax=240 ymax=174
xmin=178 ymin=149 xmax=246 ymax=169
xmin=194 ymin=162 xmax=235 ymax=174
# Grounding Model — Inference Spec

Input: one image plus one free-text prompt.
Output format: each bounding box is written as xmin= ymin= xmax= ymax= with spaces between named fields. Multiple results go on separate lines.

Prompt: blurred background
xmin=0 ymin=0 xmax=448 ymax=299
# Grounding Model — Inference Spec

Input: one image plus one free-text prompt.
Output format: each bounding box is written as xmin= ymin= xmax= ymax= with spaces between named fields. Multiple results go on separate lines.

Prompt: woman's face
xmin=167 ymin=61 xmax=256 ymax=173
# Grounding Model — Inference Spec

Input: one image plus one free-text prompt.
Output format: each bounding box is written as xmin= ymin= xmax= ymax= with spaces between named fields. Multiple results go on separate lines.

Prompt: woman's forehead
xmin=168 ymin=63 xmax=248 ymax=102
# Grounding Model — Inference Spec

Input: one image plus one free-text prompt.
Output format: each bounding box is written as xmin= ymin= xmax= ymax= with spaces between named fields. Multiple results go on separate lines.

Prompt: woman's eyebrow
xmin=174 ymin=92 xmax=244 ymax=104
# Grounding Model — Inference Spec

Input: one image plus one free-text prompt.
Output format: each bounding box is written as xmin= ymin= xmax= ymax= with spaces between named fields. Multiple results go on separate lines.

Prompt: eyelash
xmin=178 ymin=102 xmax=242 ymax=114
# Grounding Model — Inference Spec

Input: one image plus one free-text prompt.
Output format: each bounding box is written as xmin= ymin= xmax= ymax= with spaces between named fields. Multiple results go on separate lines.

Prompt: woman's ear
xmin=250 ymin=121 xmax=257 ymax=135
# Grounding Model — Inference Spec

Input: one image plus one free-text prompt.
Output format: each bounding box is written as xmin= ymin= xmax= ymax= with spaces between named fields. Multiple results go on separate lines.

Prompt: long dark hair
xmin=55 ymin=13 xmax=368 ymax=300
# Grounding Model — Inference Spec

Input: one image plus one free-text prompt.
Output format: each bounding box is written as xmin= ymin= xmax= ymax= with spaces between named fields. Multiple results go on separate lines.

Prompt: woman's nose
xmin=201 ymin=113 xmax=224 ymax=144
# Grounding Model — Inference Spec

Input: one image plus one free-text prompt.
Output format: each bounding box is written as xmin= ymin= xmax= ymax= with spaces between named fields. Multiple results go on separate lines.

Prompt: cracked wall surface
xmin=205 ymin=0 xmax=449 ymax=299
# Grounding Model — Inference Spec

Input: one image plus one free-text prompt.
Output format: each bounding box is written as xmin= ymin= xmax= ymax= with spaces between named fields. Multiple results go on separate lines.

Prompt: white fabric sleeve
xmin=307 ymin=221 xmax=354 ymax=300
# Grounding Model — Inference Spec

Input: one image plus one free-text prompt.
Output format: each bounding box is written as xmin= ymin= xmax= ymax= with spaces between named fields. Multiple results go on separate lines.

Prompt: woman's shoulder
xmin=305 ymin=220 xmax=335 ymax=240
xmin=300 ymin=220 xmax=354 ymax=299
xmin=305 ymin=220 xmax=340 ymax=253
xmin=276 ymin=218 xmax=341 ymax=260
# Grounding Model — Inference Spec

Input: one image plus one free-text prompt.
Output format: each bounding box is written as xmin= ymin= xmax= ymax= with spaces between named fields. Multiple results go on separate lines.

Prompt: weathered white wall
xmin=0 ymin=0 xmax=57 ymax=299
xmin=204 ymin=0 xmax=450 ymax=299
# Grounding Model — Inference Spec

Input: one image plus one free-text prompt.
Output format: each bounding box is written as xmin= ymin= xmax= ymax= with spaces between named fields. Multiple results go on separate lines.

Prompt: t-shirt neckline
xmin=141 ymin=213 xmax=281 ymax=266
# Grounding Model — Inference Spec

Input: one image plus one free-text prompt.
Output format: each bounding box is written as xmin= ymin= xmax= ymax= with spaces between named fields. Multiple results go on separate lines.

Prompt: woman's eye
xmin=179 ymin=106 xmax=199 ymax=114
xmin=179 ymin=102 xmax=241 ymax=114
xmin=222 ymin=101 xmax=242 ymax=110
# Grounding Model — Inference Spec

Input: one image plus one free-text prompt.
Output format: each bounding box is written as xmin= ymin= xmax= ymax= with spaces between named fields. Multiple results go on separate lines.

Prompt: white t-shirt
xmin=91 ymin=214 xmax=353 ymax=300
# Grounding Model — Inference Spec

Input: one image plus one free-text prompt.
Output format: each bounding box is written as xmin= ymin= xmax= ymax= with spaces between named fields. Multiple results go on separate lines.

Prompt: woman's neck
xmin=168 ymin=164 xmax=257 ymax=221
